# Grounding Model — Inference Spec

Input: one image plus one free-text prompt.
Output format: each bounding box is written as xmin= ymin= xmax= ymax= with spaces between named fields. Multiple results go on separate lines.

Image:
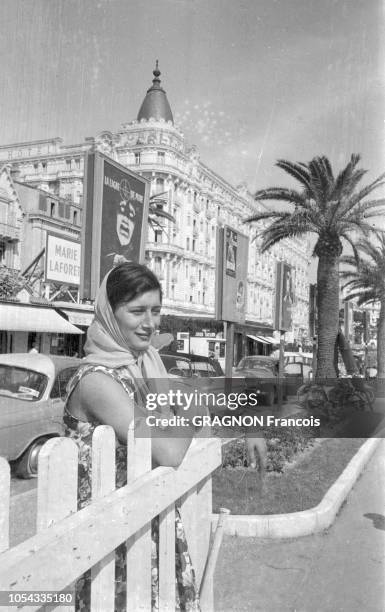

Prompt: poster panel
xmin=274 ymin=261 xmax=294 ymax=331
xmin=215 ymin=226 xmax=249 ymax=324
xmin=80 ymin=152 xmax=150 ymax=300
xmin=45 ymin=232 xmax=81 ymax=286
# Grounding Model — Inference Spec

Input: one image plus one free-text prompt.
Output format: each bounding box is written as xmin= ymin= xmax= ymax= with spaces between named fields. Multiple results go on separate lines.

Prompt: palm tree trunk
xmin=316 ymin=253 xmax=340 ymax=379
xmin=377 ymin=300 xmax=385 ymax=378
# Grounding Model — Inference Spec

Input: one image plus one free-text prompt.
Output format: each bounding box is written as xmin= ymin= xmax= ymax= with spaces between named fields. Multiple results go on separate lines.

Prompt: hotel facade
xmin=0 ymin=65 xmax=311 ymax=359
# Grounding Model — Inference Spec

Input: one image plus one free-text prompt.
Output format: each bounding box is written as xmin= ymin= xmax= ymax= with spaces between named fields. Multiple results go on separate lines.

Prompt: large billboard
xmin=81 ymin=152 xmax=150 ymax=300
xmin=215 ymin=226 xmax=249 ymax=324
xmin=274 ymin=261 xmax=294 ymax=331
xmin=45 ymin=232 xmax=81 ymax=286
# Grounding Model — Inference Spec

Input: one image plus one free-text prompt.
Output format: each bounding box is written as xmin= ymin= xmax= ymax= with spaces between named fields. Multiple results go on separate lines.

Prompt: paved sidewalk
xmin=214 ymin=439 xmax=385 ymax=612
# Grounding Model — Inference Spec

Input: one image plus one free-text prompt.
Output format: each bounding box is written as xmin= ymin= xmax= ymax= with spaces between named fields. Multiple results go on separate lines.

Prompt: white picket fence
xmin=0 ymin=427 xmax=222 ymax=611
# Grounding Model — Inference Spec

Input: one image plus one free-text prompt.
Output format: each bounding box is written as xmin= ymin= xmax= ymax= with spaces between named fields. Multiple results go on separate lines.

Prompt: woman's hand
xmin=245 ymin=436 xmax=267 ymax=476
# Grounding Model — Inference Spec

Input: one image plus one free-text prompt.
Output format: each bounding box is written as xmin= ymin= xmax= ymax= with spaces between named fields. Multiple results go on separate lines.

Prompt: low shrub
xmin=222 ymin=420 xmax=316 ymax=473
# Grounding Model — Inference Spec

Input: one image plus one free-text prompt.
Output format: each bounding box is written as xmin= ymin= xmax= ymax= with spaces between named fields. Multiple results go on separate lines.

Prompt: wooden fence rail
xmin=0 ymin=427 xmax=222 ymax=612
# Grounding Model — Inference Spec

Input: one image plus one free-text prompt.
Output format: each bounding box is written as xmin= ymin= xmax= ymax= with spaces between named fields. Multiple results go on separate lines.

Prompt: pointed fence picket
xmin=0 ymin=429 xmax=221 ymax=612
xmin=0 ymin=458 xmax=10 ymax=554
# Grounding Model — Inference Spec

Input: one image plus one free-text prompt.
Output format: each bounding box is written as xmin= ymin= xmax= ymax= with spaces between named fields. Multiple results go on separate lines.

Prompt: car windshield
xmin=190 ymin=361 xmax=222 ymax=377
xmin=0 ymin=365 xmax=47 ymax=401
xmin=237 ymin=357 xmax=274 ymax=371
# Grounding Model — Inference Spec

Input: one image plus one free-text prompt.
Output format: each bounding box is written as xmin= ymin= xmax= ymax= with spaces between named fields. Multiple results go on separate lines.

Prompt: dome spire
xmin=137 ymin=61 xmax=174 ymax=124
xmin=152 ymin=59 xmax=161 ymax=84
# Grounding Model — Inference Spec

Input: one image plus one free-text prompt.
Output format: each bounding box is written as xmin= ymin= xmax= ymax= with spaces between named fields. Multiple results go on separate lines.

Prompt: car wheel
xmin=15 ymin=437 xmax=49 ymax=479
xmin=265 ymin=389 xmax=275 ymax=406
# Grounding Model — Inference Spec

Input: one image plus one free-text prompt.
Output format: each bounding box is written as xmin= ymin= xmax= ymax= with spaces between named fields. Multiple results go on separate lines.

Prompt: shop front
xmin=159 ymin=313 xmax=276 ymax=367
xmin=0 ymin=301 xmax=84 ymax=354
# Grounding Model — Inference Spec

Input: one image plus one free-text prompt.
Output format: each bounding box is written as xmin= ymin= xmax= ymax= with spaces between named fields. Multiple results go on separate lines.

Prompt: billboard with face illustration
xmin=81 ymin=152 xmax=150 ymax=300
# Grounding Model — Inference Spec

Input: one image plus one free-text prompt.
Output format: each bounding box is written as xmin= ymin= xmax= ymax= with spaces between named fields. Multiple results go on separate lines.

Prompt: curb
xmin=211 ymin=434 xmax=384 ymax=539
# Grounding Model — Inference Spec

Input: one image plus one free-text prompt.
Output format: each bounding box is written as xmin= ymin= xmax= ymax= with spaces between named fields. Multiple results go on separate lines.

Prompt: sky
xmin=0 ymin=0 xmax=384 ymax=196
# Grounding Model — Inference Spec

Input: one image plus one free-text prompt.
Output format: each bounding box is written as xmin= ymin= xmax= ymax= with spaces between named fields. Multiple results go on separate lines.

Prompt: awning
xmin=247 ymin=334 xmax=260 ymax=342
xmin=61 ymin=309 xmax=94 ymax=327
xmin=0 ymin=303 xmax=84 ymax=334
xmin=247 ymin=334 xmax=272 ymax=344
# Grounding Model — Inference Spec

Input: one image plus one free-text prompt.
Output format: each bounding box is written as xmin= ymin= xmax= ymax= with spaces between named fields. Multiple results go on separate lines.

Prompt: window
xmin=0 ymin=241 xmax=5 ymax=263
xmin=73 ymin=210 xmax=78 ymax=224
xmin=154 ymin=230 xmax=162 ymax=243
xmin=0 ymin=365 xmax=47 ymax=401
xmin=155 ymin=177 xmax=164 ymax=193
xmin=154 ymin=256 xmax=162 ymax=275
xmin=50 ymin=202 xmax=55 ymax=217
xmin=33 ymin=163 xmax=39 ymax=172
xmin=50 ymin=367 xmax=79 ymax=400
xmin=157 ymin=152 xmax=165 ymax=164
xmin=192 ymin=239 xmax=196 ymax=251
xmin=198 ymin=269 xmax=201 ymax=281
xmin=135 ymin=152 xmax=141 ymax=165
xmin=186 ymin=237 xmax=190 ymax=250
xmin=66 ymin=159 xmax=71 ymax=169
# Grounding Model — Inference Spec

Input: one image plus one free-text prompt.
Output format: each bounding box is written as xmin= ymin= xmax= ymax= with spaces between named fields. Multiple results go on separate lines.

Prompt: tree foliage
xmin=244 ymin=154 xmax=385 ymax=378
xmin=0 ymin=266 xmax=25 ymax=298
xmin=340 ymin=232 xmax=385 ymax=377
xmin=246 ymin=154 xmax=385 ymax=257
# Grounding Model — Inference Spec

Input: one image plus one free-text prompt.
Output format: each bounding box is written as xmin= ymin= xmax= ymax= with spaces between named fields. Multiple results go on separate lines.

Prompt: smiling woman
xmin=64 ymin=262 xmax=201 ymax=611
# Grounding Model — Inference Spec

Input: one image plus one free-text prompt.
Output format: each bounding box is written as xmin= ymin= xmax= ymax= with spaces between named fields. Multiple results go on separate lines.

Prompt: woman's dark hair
xmin=106 ymin=262 xmax=162 ymax=311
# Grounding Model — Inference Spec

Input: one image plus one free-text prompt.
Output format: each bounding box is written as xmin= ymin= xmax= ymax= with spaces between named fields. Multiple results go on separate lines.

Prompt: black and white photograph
xmin=0 ymin=1 xmax=384 ymax=610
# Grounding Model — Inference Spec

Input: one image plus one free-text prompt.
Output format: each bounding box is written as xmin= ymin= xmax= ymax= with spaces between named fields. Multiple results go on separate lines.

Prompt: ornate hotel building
xmin=0 ymin=64 xmax=311 ymax=355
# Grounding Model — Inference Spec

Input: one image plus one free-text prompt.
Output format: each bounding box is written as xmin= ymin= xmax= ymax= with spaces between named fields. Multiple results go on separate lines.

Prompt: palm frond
xmin=258 ymin=214 xmax=314 ymax=252
xmin=244 ymin=210 xmax=291 ymax=224
xmin=253 ymin=187 xmax=306 ymax=207
xmin=331 ymin=154 xmax=361 ymax=200
xmin=149 ymin=207 xmax=176 ymax=223
xmin=275 ymin=159 xmax=311 ymax=190
xmin=339 ymin=233 xmax=360 ymax=263
xmin=343 ymin=176 xmax=385 ymax=212
xmin=342 ymin=289 xmax=379 ymax=306
xmin=308 ymin=156 xmax=333 ymax=206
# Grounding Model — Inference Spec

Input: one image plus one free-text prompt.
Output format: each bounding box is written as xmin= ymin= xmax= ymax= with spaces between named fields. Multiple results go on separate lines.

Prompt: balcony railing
xmin=146 ymin=242 xmax=184 ymax=256
xmin=0 ymin=222 xmax=20 ymax=240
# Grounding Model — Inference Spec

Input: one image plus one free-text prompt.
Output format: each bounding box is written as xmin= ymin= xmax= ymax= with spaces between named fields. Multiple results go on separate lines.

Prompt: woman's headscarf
xmin=83 ymin=270 xmax=169 ymax=394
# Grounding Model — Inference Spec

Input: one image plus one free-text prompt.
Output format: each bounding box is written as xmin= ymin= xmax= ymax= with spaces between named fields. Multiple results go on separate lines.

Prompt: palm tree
xmin=340 ymin=233 xmax=385 ymax=378
xmin=245 ymin=154 xmax=385 ymax=378
xmin=148 ymin=191 xmax=175 ymax=232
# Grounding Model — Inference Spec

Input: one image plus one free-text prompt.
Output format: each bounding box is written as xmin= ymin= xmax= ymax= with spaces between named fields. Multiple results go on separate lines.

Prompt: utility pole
xmin=278 ymin=330 xmax=285 ymax=408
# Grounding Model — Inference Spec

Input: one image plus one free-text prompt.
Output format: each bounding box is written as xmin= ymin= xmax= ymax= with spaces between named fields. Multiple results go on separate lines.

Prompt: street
xmin=214 ymin=440 xmax=385 ymax=612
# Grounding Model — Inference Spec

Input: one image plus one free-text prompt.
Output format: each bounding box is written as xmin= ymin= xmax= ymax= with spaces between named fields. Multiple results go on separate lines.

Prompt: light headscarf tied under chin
xmin=83 ymin=270 xmax=169 ymax=396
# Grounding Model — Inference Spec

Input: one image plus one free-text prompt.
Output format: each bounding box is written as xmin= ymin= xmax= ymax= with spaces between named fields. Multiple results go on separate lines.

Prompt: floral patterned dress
xmin=64 ymin=364 xmax=200 ymax=612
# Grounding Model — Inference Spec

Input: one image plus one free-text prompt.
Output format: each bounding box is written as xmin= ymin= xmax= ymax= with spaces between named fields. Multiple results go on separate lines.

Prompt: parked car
xmin=234 ymin=354 xmax=313 ymax=401
xmin=159 ymin=351 xmax=249 ymax=414
xmin=0 ymin=353 xmax=81 ymax=478
xmin=232 ymin=356 xmax=282 ymax=406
